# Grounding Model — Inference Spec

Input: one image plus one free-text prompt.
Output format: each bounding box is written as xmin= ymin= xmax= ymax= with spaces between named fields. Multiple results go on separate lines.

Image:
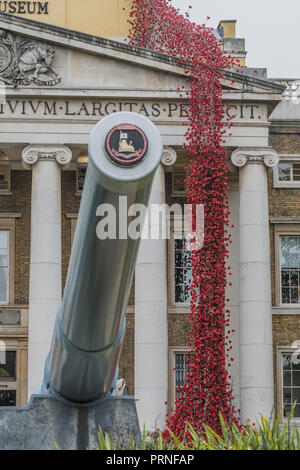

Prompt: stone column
xmin=134 ymin=148 xmax=176 ymax=431
xmin=22 ymin=145 xmax=72 ymax=398
xmin=231 ymin=147 xmax=279 ymax=424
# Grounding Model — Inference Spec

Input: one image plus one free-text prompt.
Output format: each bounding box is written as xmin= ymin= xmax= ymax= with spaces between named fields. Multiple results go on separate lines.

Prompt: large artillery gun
xmin=0 ymin=112 xmax=163 ymax=449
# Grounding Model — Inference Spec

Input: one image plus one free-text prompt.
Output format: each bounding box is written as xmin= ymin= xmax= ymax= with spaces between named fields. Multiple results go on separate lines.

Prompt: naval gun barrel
xmin=42 ymin=112 xmax=162 ymax=403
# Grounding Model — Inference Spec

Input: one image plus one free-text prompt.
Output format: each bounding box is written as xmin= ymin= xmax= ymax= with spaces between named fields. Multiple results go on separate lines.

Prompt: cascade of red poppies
xmin=127 ymin=0 xmax=239 ymax=436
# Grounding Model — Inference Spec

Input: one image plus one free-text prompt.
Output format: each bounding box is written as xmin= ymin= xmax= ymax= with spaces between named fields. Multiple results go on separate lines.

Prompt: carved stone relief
xmin=0 ymin=29 xmax=61 ymax=87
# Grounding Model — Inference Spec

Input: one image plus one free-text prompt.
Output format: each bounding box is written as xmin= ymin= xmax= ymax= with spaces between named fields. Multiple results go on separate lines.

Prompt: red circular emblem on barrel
xmin=105 ymin=124 xmax=148 ymax=167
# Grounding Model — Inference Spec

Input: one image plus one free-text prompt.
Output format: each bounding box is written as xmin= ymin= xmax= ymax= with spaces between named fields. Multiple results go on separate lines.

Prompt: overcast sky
xmin=171 ymin=0 xmax=298 ymax=78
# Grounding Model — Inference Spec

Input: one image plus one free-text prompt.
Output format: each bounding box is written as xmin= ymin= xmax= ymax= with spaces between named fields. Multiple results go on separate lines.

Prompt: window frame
xmin=171 ymin=164 xmax=187 ymax=196
xmin=0 ymin=230 xmax=10 ymax=305
xmin=0 ymin=349 xmax=17 ymax=382
xmin=75 ymin=154 xmax=88 ymax=195
xmin=0 ymin=342 xmax=18 ymax=406
xmin=76 ymin=163 xmax=87 ymax=194
xmin=0 ymin=161 xmax=11 ymax=194
xmin=0 ymin=219 xmax=15 ymax=306
xmin=274 ymin=225 xmax=300 ymax=308
xmin=277 ymin=346 xmax=300 ymax=422
xmin=171 ymin=162 xmax=191 ymax=197
xmin=273 ymin=155 xmax=300 ymax=188
xmin=168 ymin=217 xmax=192 ymax=308
xmin=168 ymin=346 xmax=192 ymax=411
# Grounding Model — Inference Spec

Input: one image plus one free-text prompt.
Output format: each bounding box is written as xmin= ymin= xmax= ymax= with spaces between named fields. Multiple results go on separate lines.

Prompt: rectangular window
xmin=0 ymin=349 xmax=17 ymax=407
xmin=0 ymin=231 xmax=9 ymax=305
xmin=0 ymin=351 xmax=16 ymax=381
xmin=172 ymin=168 xmax=187 ymax=194
xmin=174 ymin=352 xmax=192 ymax=400
xmin=76 ymin=165 xmax=87 ymax=193
xmin=0 ymin=391 xmax=16 ymax=407
xmin=278 ymin=162 xmax=300 ymax=182
xmin=174 ymin=234 xmax=192 ymax=304
xmin=273 ymin=157 xmax=300 ymax=188
xmin=280 ymin=235 xmax=300 ymax=304
xmin=281 ymin=353 xmax=300 ymax=418
xmin=0 ymin=164 xmax=11 ymax=192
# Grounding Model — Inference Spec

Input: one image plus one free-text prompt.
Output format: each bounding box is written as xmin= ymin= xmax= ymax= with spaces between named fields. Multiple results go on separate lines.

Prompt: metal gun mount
xmin=0 ymin=112 xmax=163 ymax=449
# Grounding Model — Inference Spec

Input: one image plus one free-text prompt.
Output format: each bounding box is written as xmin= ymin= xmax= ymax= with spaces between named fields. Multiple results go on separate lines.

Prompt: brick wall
xmin=269 ymin=125 xmax=300 ymax=411
xmin=0 ymin=170 xmax=31 ymax=305
xmin=119 ymin=312 xmax=135 ymax=395
xmin=168 ymin=314 xmax=190 ymax=347
xmin=61 ymin=170 xmax=81 ymax=291
xmin=269 ymin=128 xmax=300 ymax=306
xmin=270 ymin=127 xmax=300 ymax=154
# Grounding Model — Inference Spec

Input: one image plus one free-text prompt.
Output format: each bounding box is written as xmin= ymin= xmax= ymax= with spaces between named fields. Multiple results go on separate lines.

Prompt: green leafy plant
xmin=91 ymin=404 xmax=300 ymax=450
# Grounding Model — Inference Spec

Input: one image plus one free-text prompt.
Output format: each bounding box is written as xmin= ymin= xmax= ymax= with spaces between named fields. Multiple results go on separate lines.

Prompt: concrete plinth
xmin=0 ymin=395 xmax=141 ymax=450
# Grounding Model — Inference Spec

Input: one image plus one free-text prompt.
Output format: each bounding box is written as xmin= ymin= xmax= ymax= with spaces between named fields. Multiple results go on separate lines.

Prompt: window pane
xmin=281 ymin=237 xmax=300 ymax=268
xmin=172 ymin=171 xmax=186 ymax=193
xmin=283 ymin=403 xmax=292 ymax=417
xmin=175 ymin=269 xmax=184 ymax=285
xmin=0 ymin=165 xmax=10 ymax=191
xmin=283 ymin=387 xmax=292 ymax=403
xmin=291 ymin=388 xmax=300 ymax=403
xmin=0 ymin=252 xmax=8 ymax=267
xmin=293 ymin=163 xmax=300 ymax=182
xmin=281 ymin=271 xmax=290 ymax=287
xmin=278 ymin=163 xmax=292 ymax=181
xmin=281 ymin=237 xmax=300 ymax=304
xmin=282 ymin=288 xmax=290 ymax=304
xmin=283 ymin=371 xmax=291 ymax=386
xmin=292 ymin=360 xmax=300 ymax=371
xmin=175 ymin=252 xmax=183 ymax=266
xmin=0 ymin=351 xmax=16 ymax=380
xmin=290 ymin=271 xmax=299 ymax=286
xmin=0 ymin=231 xmax=8 ymax=250
xmin=0 ymin=390 xmax=16 ymax=406
xmin=175 ymin=285 xmax=185 ymax=303
xmin=175 ymin=353 xmax=192 ymax=399
xmin=174 ymin=237 xmax=184 ymax=250
xmin=282 ymin=354 xmax=300 ymax=418
xmin=183 ymin=251 xmax=192 ymax=268
xmin=0 ymin=267 xmax=8 ymax=303
xmin=292 ymin=371 xmax=300 ymax=387
xmin=283 ymin=354 xmax=292 ymax=370
xmin=174 ymin=233 xmax=193 ymax=303
xmin=183 ymin=269 xmax=192 ymax=286
xmin=77 ymin=165 xmax=87 ymax=192
xmin=291 ymin=288 xmax=299 ymax=303
xmin=294 ymin=404 xmax=300 ymax=417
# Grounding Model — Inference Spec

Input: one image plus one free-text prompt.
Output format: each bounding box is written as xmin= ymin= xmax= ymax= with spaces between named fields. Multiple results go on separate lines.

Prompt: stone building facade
xmin=0 ymin=8 xmax=299 ymax=431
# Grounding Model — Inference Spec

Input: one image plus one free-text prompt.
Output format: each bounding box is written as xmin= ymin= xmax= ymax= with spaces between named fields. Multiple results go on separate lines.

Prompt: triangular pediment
xmin=0 ymin=12 xmax=284 ymax=102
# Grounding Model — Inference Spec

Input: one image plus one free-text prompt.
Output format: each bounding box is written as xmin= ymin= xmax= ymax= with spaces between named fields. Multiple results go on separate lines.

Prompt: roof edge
xmin=0 ymin=12 xmax=286 ymax=94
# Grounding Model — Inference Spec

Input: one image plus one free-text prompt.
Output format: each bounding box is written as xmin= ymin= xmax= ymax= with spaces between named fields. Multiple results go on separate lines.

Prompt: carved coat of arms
xmin=0 ymin=29 xmax=61 ymax=87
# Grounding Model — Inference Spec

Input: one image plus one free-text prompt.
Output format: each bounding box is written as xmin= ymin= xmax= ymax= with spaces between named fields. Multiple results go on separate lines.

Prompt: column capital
xmin=231 ymin=148 xmax=279 ymax=169
xmin=22 ymin=145 xmax=72 ymax=169
xmin=161 ymin=147 xmax=177 ymax=166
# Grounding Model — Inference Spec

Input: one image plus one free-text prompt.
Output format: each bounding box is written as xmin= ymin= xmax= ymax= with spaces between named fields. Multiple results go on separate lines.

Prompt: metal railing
xmin=271 ymin=79 xmax=300 ymax=103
